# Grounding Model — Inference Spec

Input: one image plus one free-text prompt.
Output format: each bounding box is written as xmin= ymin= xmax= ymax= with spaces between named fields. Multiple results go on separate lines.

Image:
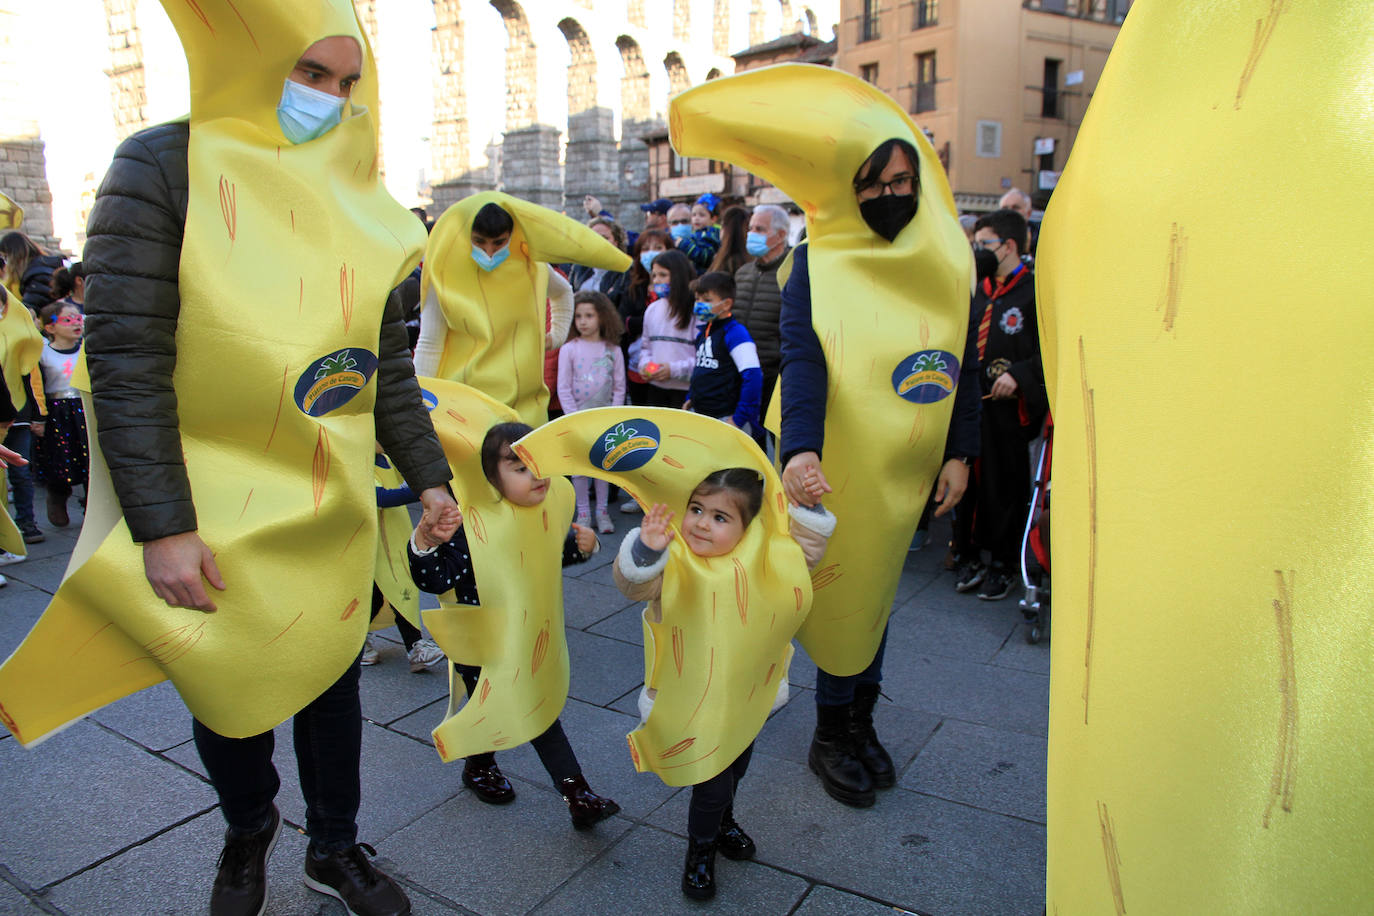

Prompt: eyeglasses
xmin=855 ymin=172 xmax=916 ymax=200
xmin=973 ymin=238 xmax=1005 ymax=250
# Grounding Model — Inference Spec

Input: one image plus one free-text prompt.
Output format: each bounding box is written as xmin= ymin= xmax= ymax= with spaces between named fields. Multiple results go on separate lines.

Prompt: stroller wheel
xmin=1027 ymin=624 xmax=1042 ymax=645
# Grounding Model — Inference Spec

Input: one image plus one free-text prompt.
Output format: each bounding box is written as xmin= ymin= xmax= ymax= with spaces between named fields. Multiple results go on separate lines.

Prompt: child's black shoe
xmin=558 ymin=775 xmax=621 ymax=830
xmin=715 ymin=808 xmax=755 ymax=860
xmin=681 ymin=836 xmax=717 ymax=900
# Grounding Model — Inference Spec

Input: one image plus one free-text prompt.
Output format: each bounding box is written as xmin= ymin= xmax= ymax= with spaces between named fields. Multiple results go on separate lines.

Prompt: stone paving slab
xmin=389 ymin=696 xmax=448 ymax=745
xmin=86 ymin=680 xmax=194 ymax=754
xmin=1 ymin=553 xmax=68 ymax=595
xmin=878 ymin=647 xmax=1050 ymax=738
xmin=793 ymin=883 xmax=920 ymax=915
xmin=529 ymin=823 xmax=809 ymax=915
xmin=0 ymin=875 xmax=45 ymax=914
xmin=754 ymin=686 xmax=943 ymax=776
xmin=894 ymin=580 xmax=1025 ymax=665
xmin=584 ymin=602 xmax=643 ymax=646
xmin=561 ymin=577 xmax=637 ymax=631
xmin=381 ymin=785 xmax=632 ymax=916
xmin=563 ymin=629 xmax=643 ymax=707
xmin=903 ymin=719 xmax=1047 ymax=825
xmin=0 ymin=719 xmax=217 ymax=889
xmin=358 ymin=653 xmax=453 ymax=726
xmin=991 ymin=624 xmax=1052 ymax=675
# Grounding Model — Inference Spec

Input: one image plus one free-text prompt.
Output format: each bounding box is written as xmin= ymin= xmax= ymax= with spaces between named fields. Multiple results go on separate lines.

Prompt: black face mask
xmin=973 ymin=246 xmax=1000 ymax=283
xmin=859 ymin=193 xmax=917 ymax=242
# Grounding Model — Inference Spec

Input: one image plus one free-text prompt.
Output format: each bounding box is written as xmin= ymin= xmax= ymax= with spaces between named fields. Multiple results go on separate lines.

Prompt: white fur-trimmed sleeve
xmin=612 ymin=527 xmax=669 ymax=603
xmin=788 ymin=503 xmax=837 ymax=569
xmin=546 ymin=265 xmax=573 ymax=348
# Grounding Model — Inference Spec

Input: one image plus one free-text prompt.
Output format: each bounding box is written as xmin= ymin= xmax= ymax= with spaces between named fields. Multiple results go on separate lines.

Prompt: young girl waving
xmin=557 ymin=291 xmax=626 ymax=532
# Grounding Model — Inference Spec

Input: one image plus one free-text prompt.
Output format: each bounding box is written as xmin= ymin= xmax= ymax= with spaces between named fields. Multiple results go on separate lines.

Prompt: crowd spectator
xmin=732 ymin=204 xmax=791 ymax=418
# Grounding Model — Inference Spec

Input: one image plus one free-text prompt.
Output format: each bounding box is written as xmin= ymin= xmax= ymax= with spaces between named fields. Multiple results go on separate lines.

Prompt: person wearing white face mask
xmin=730 ymin=204 xmax=792 ymax=418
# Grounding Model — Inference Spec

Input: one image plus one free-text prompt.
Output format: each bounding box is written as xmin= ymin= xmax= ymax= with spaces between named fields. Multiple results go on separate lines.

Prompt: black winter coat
xmin=82 ymin=122 xmax=450 ymax=542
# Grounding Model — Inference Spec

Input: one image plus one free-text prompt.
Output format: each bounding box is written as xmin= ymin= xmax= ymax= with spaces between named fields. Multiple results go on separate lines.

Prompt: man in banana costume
xmin=1037 ymin=1 xmax=1374 ymax=912
xmin=0 ymin=3 xmax=457 ymax=915
xmin=669 ymin=65 xmax=979 ymax=808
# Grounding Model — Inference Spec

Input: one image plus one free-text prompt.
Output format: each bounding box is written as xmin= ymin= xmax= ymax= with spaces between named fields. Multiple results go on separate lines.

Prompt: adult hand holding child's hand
xmin=640 ymin=504 xmax=676 ymax=551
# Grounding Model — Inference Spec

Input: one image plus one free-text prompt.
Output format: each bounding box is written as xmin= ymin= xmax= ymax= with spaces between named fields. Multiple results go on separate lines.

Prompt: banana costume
xmin=0 ymin=0 xmax=427 ymax=744
xmin=669 ymin=65 xmax=971 ymax=676
xmin=0 ymin=191 xmax=23 ymax=230
xmin=417 ymin=191 xmax=631 ymax=427
xmin=371 ymin=453 xmax=420 ymax=631
xmin=1037 ymin=3 xmax=1374 ymax=912
xmin=1 ymin=270 xmax=41 ymax=559
xmin=518 ymin=407 xmax=814 ymax=786
xmin=416 ymin=378 xmax=576 ymax=763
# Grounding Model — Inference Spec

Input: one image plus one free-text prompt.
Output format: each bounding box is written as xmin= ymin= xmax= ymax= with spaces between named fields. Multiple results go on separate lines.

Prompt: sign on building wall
xmin=976 ymin=120 xmax=1002 ymax=158
xmin=1034 ymin=137 xmax=1056 ymax=155
xmin=1038 ymin=169 xmax=1060 ymax=190
xmin=659 ymin=174 xmax=726 ymax=197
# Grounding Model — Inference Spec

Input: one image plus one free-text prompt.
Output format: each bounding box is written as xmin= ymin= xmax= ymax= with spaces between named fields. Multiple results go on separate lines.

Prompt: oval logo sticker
xmin=589 ymin=419 xmax=660 ymax=472
xmin=294 ymin=348 xmax=378 ymax=417
xmin=892 ymin=350 xmax=958 ymax=404
xmin=419 ymin=387 xmax=438 ymax=412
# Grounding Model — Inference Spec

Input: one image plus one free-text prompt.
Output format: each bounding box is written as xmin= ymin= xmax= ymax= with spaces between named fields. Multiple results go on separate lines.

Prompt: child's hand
xmin=571 ymin=523 xmax=598 ymax=555
xmin=416 ymin=505 xmax=463 ymax=549
xmin=783 ymin=450 xmax=831 ymax=507
xmin=802 ymin=466 xmax=829 ymax=502
xmin=640 ymin=503 xmax=676 ymax=551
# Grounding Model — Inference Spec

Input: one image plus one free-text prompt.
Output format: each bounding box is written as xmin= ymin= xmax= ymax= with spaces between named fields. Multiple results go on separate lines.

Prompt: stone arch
xmin=429 ymin=0 xmax=472 ymax=207
xmin=749 ymin=0 xmax=766 ymax=45
xmin=673 ymin=0 xmax=691 ymax=41
xmin=712 ymin=0 xmax=731 ymax=55
xmin=558 ymin=19 xmax=615 ymax=218
xmin=556 ymin=17 xmax=596 ymax=115
xmin=103 ymin=0 xmax=148 ymax=142
xmin=627 ymin=0 xmax=646 ymax=28
xmin=664 ymin=51 xmax=690 ymax=100
xmin=616 ymin=35 xmax=650 ymax=123
xmin=779 ymin=0 xmax=797 ymax=33
xmin=803 ymin=6 xmax=818 ymax=34
xmin=490 ymin=0 xmax=536 ymax=129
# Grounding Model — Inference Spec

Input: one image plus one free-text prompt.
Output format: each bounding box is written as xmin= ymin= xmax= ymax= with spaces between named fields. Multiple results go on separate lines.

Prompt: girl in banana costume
xmin=0 ymin=253 xmax=44 ymax=548
xmin=414 ymin=191 xmax=631 ymax=427
xmin=669 ymin=65 xmax=978 ymax=808
xmin=1036 ymin=2 xmax=1374 ymax=913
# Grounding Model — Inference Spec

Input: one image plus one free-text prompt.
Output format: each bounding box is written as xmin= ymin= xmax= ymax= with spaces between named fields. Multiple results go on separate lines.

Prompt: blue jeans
xmin=193 ymin=653 xmax=363 ymax=852
xmin=814 ymin=623 xmax=889 ymax=706
xmin=3 ymin=424 xmax=34 ymax=527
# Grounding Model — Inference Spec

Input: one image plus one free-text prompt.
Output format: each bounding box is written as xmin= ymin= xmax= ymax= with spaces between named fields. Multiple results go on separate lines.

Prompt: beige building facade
xmin=837 ymin=0 xmax=1130 ymax=211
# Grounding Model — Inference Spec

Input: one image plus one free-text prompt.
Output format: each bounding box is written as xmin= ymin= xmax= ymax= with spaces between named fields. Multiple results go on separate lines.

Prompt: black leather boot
xmin=681 ymin=836 xmax=717 ymax=900
xmin=850 ymin=682 xmax=896 ymax=788
xmin=557 ymin=774 xmax=621 ymax=830
xmin=808 ymin=703 xmax=875 ymax=807
xmin=462 ymin=753 xmax=515 ymax=804
xmin=715 ymin=807 xmax=756 ymax=861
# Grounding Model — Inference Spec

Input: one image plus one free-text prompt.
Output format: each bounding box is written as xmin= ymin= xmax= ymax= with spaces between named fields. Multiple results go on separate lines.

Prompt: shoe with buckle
xmin=557 ymin=774 xmax=620 ymax=830
xmin=953 ymin=559 xmax=986 ymax=593
xmin=462 ymin=754 xmax=515 ymax=804
xmin=406 ymin=638 xmax=445 ymax=673
xmin=303 ymin=842 xmax=410 ymax=916
xmin=715 ymin=808 xmax=756 ymax=861
xmin=210 ymin=805 xmax=281 ymax=916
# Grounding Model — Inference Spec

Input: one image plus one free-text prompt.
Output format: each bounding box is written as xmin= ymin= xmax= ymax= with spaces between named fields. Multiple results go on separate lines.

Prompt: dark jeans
xmin=814 ymin=623 xmax=889 ymax=706
xmin=641 ymin=385 xmax=687 ymax=409
xmin=687 ymin=743 xmax=754 ymax=842
xmin=193 ymin=653 xmax=363 ymax=853
xmin=454 ymin=663 xmax=580 ymax=783
xmin=3 ymin=425 xmax=34 ymax=527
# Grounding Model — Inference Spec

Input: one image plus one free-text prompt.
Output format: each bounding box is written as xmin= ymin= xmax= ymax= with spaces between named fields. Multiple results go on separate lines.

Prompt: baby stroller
xmin=1019 ymin=415 xmax=1052 ymax=644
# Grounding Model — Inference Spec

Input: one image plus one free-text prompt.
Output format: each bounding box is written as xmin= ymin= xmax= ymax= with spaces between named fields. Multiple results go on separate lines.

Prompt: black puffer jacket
xmin=20 ymin=254 xmax=64 ymax=311
xmin=732 ymin=247 xmax=788 ymax=412
xmin=83 ymin=122 xmax=450 ymax=542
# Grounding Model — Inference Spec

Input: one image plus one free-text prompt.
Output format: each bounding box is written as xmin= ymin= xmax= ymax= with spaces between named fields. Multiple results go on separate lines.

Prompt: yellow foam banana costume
xmin=415 ymin=377 xmax=575 ymax=763
xmin=1 ymin=273 xmax=41 ymax=559
xmin=371 ymin=454 xmax=420 ymax=631
xmin=0 ymin=192 xmax=23 ymax=230
xmin=518 ymin=407 xmax=813 ymax=786
xmin=0 ymin=0 xmax=426 ymax=744
xmin=670 ymin=65 xmax=970 ymax=676
xmin=1037 ymin=3 xmax=1374 ymax=912
xmin=418 ymin=192 xmax=631 ymax=427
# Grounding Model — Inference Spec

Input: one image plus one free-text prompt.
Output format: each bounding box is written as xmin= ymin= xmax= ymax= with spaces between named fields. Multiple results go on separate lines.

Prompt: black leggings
xmin=687 ymin=743 xmax=754 ymax=842
xmin=454 ymin=663 xmax=581 ymax=784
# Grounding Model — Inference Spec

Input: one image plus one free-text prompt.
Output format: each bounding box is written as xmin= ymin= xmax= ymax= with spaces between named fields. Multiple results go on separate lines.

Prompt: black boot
xmin=849 ymin=683 xmax=896 ymax=788
xmin=681 ymin=836 xmax=717 ymax=900
xmin=808 ymin=703 xmax=875 ymax=807
xmin=557 ymin=774 xmax=621 ymax=830
xmin=715 ymin=807 xmax=756 ymax=861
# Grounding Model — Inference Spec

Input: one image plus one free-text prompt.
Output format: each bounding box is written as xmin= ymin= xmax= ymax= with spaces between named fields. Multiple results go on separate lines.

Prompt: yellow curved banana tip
xmin=1038 ymin=1 xmax=1374 ymax=912
xmin=0 ymin=191 xmax=24 ymax=229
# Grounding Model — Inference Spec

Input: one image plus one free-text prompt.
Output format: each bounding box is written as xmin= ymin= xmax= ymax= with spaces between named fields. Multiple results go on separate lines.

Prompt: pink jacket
xmin=557 ymin=338 xmax=626 ymax=411
xmin=636 ymin=300 xmax=696 ymax=391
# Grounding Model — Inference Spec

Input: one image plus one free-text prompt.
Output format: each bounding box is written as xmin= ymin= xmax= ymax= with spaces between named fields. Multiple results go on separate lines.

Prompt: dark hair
xmin=0 ymin=231 xmax=41 ymax=284
xmin=589 ymin=217 xmax=626 ymax=252
xmin=691 ymin=468 xmax=765 ymax=529
xmin=708 ymin=206 xmax=750 ymax=274
xmin=571 ymin=290 xmax=624 ymax=343
xmin=648 ymin=248 xmax=695 ymax=331
xmin=472 ymin=203 xmax=515 ymax=239
xmin=480 ymin=421 xmax=535 ymax=494
xmin=39 ymin=299 xmax=79 ymax=327
xmin=692 ymin=270 xmax=735 ymax=301
xmin=853 ymin=138 xmax=921 ymax=196
xmin=973 ymin=208 xmax=1029 ymax=259
xmin=49 ymin=262 xmax=83 ymax=300
xmin=628 ymin=228 xmax=671 ymax=297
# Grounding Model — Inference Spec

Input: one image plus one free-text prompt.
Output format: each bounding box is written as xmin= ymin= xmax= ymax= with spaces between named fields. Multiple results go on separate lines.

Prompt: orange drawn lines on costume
xmin=374 ymin=215 xmax=407 ymax=257
xmin=470 ymin=716 xmax=486 ymax=727
xmin=1159 ymin=223 xmax=1187 ymax=333
xmin=659 ymin=737 xmax=697 ymax=759
xmin=511 ymin=666 xmax=521 ymax=685
xmin=368 ymin=153 xmax=379 ymax=181
xmin=479 ymin=679 xmax=491 ymax=704
xmin=519 ymin=550 xmax=525 ymax=570
xmin=143 ymin=621 xmax=207 ymax=665
xmin=1098 ymin=801 xmax=1126 ymax=916
xmin=627 ymin=738 xmax=641 ymax=769
xmin=711 ymin=591 xmax=717 ymax=623
xmin=218 ymin=176 xmax=236 ymax=259
xmin=467 ymin=506 xmax=487 ymax=544
xmin=352 ymin=160 xmax=362 ymax=178
xmin=555 ymin=429 xmax=573 ymax=437
xmin=491 ymin=737 xmax=510 ymax=747
xmin=510 ymin=332 xmax=522 ymax=404
xmin=434 ymin=736 xmax=448 ymax=758
xmin=340 ymin=598 xmax=361 ymax=621
xmin=683 ymin=647 xmax=715 ymax=729
xmin=542 ymin=508 xmax=549 ymax=532
xmin=770 ymin=610 xmax=776 ymax=630
xmin=640 ymin=473 xmax=658 ymax=486
xmin=1264 ymin=568 xmax=1298 ymax=828
xmin=908 ymin=404 xmax=925 ymax=445
xmin=661 ymin=455 xmax=685 ymax=470
xmin=794 ymin=587 xmax=804 ymax=612
xmin=1079 ymin=337 xmax=1098 ymax=725
xmin=220 ymin=0 xmax=259 ymax=51
xmin=747 ymin=684 xmax=757 ymax=703
xmin=0 ymin=700 xmax=21 ymax=742
xmin=379 ymin=517 xmax=398 ymax=578
xmin=447 ymin=407 xmax=470 ymax=424
xmin=263 ymin=612 xmax=304 ymax=647
xmin=658 ymin=744 xmax=721 ymax=770
xmin=297 ymin=277 xmax=304 ymax=315
xmin=667 ymin=433 xmax=709 ymax=448
xmin=312 ymin=426 xmax=332 ymax=514
xmin=514 ymin=443 xmax=540 ymax=477
xmin=1235 ymin=0 xmax=1285 ymax=110
xmin=524 ymin=697 xmax=547 ymax=719
xmin=811 ymin=563 xmax=842 ymax=590
xmin=733 ymin=559 xmax=748 ymax=624
xmin=276 ymin=146 xmax=281 ymax=162
xmin=764 ymin=662 xmax=776 ymax=685
xmin=265 ymin=365 xmax=288 ymax=453
xmin=72 ymin=623 xmax=113 ymax=659
xmin=531 ymin=620 xmax=551 ymax=674
xmin=776 ymin=492 xmax=785 ymax=514
xmin=181 ymin=0 xmax=212 ymax=32
xmin=237 ymin=488 xmax=254 ymax=522
xmin=342 ymin=519 xmax=366 ymax=555
xmin=289 ymin=209 xmax=295 ymax=233
xmin=672 ymin=626 xmax=685 ymax=677
xmin=339 ymin=264 xmax=355 ymax=332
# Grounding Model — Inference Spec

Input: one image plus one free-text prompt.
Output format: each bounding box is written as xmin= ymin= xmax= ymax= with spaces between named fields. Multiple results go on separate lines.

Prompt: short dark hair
xmin=691 ymin=468 xmax=765 ymax=528
xmin=853 ymin=138 xmax=921 ymax=196
xmin=571 ymin=290 xmax=624 ymax=343
xmin=472 ymin=203 xmax=514 ymax=239
xmin=480 ymin=421 xmax=535 ymax=494
xmin=973 ymin=208 xmax=1028 ymax=259
xmin=49 ymin=261 xmax=83 ymax=300
xmin=692 ymin=271 xmax=735 ymax=300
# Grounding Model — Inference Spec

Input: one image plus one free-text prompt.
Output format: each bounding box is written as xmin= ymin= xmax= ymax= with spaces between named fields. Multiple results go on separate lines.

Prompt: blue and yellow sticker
xmin=891 ymin=350 xmax=958 ymax=404
xmin=589 ymin=419 xmax=660 ymax=472
xmin=294 ymin=348 xmax=378 ymax=417
xmin=419 ymin=387 xmax=439 ymax=412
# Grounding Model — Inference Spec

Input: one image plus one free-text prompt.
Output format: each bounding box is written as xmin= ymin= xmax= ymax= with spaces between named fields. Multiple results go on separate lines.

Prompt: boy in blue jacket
xmin=686 ymin=271 xmax=763 ymax=442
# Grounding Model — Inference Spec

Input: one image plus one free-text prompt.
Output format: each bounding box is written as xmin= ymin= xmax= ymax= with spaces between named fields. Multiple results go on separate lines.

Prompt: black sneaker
xmin=303 ymin=843 xmax=411 ymax=916
xmin=210 ymin=805 xmax=281 ymax=916
xmin=953 ymin=560 xmax=986 ymax=593
xmin=978 ymin=568 xmax=1015 ymax=601
xmin=19 ymin=523 xmax=44 ymax=544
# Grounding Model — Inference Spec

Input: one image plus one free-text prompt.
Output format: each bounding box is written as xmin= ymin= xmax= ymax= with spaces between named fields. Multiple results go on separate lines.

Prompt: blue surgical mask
xmin=693 ymin=300 xmax=714 ymax=320
xmin=471 ymin=244 xmax=510 ymax=272
xmin=746 ymin=232 xmax=770 ymax=257
xmin=640 ymin=250 xmax=661 ymax=271
xmin=670 ymin=223 xmax=692 ymax=242
xmin=652 ymin=282 xmax=671 ymax=298
xmin=277 ymin=78 xmax=346 ymax=145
